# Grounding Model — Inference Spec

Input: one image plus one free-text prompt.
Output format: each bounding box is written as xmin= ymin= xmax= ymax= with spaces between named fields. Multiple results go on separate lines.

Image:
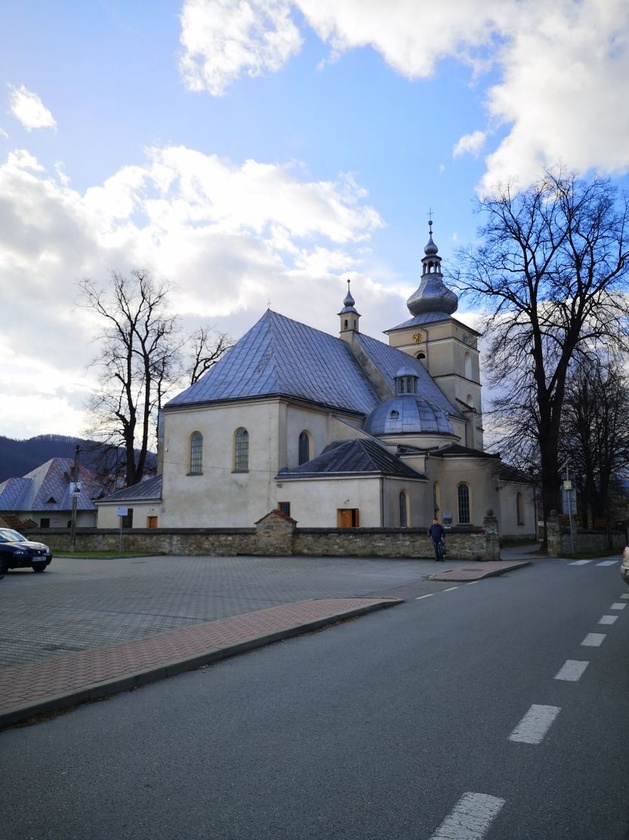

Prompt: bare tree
xmin=561 ymin=353 xmax=629 ymax=527
xmin=78 ymin=270 xmax=183 ymax=486
xmin=454 ymin=169 xmax=629 ymax=545
xmin=189 ymin=327 xmax=232 ymax=385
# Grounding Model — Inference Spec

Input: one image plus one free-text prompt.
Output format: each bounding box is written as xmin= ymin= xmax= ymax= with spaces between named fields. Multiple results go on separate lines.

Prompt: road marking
xmin=582 ymin=633 xmax=606 ymax=647
xmin=597 ymin=560 xmax=618 ymax=566
xmin=466 ymin=580 xmax=480 ymax=585
xmin=554 ymin=660 xmax=589 ymax=681
xmin=599 ymin=615 xmax=618 ymax=625
xmin=429 ymin=792 xmax=505 ymax=840
xmin=416 ymin=594 xmax=434 ymax=600
xmin=611 ymin=602 xmax=626 ymax=610
xmin=569 ymin=560 xmax=591 ymax=565
xmin=509 ymin=704 xmax=561 ymax=744
xmin=621 ymin=594 xmax=629 ymax=600
xmin=443 ymin=586 xmax=459 ymax=592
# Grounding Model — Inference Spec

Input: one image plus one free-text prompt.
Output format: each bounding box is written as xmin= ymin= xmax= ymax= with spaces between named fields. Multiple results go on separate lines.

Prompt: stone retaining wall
xmin=545 ymin=514 xmax=626 ymax=556
xmin=26 ymin=509 xmax=501 ymax=560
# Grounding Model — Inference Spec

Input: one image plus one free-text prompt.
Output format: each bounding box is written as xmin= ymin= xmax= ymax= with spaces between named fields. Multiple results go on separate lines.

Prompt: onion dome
xmin=406 ymin=219 xmax=458 ymax=320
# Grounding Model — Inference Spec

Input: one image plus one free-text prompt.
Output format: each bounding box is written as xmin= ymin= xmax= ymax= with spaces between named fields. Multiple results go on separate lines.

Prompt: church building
xmin=97 ymin=224 xmax=535 ymax=537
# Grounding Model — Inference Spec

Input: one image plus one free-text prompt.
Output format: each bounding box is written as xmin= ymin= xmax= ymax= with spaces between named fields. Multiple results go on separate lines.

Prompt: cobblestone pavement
xmin=0 ymin=550 xmax=534 ymax=729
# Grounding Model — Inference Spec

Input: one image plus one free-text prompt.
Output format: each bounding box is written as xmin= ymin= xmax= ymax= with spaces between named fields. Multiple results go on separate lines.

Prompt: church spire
xmin=338 ymin=278 xmax=360 ymax=334
xmin=406 ymin=218 xmax=458 ymax=320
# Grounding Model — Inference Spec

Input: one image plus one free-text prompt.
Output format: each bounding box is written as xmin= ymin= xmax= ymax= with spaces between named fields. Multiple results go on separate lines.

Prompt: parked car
xmin=0 ymin=528 xmax=53 ymax=575
xmin=621 ymin=546 xmax=629 ymax=586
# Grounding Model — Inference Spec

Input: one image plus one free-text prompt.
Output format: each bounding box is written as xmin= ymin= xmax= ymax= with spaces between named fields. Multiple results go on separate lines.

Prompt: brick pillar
xmin=254 ymin=509 xmax=296 ymax=555
xmin=483 ymin=509 xmax=500 ymax=561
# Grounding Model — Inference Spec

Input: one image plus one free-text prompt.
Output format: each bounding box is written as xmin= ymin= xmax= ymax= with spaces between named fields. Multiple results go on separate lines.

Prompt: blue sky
xmin=1 ymin=0 xmax=628 ymax=440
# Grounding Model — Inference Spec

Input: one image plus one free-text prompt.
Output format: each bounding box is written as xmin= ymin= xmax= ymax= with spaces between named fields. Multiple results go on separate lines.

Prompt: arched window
xmin=298 ymin=431 xmax=311 ymax=465
xmin=234 ymin=428 xmax=249 ymax=472
xmin=517 ymin=492 xmax=525 ymax=525
xmin=457 ymin=483 xmax=470 ymax=524
xmin=433 ymin=481 xmax=441 ymax=516
xmin=189 ymin=431 xmax=203 ymax=474
xmin=464 ymin=352 xmax=473 ymax=379
xmin=399 ymin=491 xmax=408 ymax=528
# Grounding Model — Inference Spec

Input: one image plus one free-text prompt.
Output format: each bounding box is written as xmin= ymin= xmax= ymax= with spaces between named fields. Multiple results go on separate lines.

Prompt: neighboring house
xmin=96 ymin=475 xmax=163 ymax=529
xmin=97 ymin=224 xmax=536 ymax=537
xmin=0 ymin=457 xmax=104 ymax=529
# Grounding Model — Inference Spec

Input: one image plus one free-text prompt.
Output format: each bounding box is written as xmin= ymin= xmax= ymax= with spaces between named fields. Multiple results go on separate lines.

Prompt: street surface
xmin=2 ymin=554 xmax=629 ymax=839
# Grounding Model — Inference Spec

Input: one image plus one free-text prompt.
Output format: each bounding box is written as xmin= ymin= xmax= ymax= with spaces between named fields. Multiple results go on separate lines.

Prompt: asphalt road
xmin=3 ymin=556 xmax=629 ymax=839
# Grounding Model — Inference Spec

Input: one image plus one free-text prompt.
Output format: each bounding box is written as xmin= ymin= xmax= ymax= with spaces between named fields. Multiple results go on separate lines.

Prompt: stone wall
xmin=26 ymin=509 xmax=500 ymax=560
xmin=545 ymin=514 xmax=626 ymax=556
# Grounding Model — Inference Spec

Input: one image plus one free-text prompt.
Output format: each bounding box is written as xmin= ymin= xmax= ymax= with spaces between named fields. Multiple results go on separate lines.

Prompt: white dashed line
xmin=429 ymin=792 xmax=505 ymax=840
xmin=582 ymin=633 xmax=606 ymax=647
xmin=599 ymin=615 xmax=618 ymax=625
xmin=415 ymin=594 xmax=434 ymax=600
xmin=509 ymin=704 xmax=561 ymax=744
xmin=621 ymin=594 xmax=629 ymax=600
xmin=554 ymin=660 xmax=589 ymax=681
xmin=569 ymin=560 xmax=591 ymax=565
xmin=443 ymin=586 xmax=459 ymax=592
xmin=466 ymin=580 xmax=480 ymax=585
xmin=611 ymin=602 xmax=626 ymax=610
xmin=597 ymin=560 xmax=618 ymax=566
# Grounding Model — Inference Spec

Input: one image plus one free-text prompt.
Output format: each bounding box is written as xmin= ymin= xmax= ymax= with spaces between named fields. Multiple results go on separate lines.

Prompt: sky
xmin=1 ymin=0 xmax=629 ymax=441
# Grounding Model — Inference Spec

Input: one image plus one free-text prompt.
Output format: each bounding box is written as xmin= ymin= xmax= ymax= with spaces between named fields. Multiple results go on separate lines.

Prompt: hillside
xmin=0 ymin=435 xmax=157 ymax=483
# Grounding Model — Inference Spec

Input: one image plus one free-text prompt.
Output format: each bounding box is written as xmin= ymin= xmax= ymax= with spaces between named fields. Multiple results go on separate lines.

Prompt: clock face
xmin=412 ymin=332 xmax=423 ymax=343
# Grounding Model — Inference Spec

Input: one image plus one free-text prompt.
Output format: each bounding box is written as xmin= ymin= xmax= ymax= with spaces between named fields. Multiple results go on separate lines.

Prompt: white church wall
xmin=275 ymin=476 xmax=383 ymax=527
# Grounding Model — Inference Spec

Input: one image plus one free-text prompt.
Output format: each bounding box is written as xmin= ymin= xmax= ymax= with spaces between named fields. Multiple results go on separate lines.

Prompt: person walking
xmin=428 ymin=517 xmax=446 ymax=561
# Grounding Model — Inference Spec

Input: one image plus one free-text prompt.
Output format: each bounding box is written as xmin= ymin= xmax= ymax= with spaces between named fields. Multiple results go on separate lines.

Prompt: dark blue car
xmin=0 ymin=528 xmax=53 ymax=576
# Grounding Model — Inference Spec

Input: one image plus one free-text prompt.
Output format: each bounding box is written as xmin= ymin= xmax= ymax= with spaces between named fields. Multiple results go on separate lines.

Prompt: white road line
xmin=611 ymin=602 xmax=626 ymax=610
xmin=509 ymin=704 xmax=561 ymax=744
xmin=599 ymin=615 xmax=618 ymax=625
xmin=443 ymin=586 xmax=459 ymax=592
xmin=597 ymin=560 xmax=618 ymax=566
xmin=466 ymin=580 xmax=480 ymax=585
xmin=569 ymin=560 xmax=591 ymax=565
xmin=416 ymin=594 xmax=434 ymax=600
xmin=554 ymin=660 xmax=589 ymax=681
xmin=582 ymin=633 xmax=606 ymax=647
xmin=429 ymin=792 xmax=505 ymax=840
xmin=621 ymin=594 xmax=629 ymax=600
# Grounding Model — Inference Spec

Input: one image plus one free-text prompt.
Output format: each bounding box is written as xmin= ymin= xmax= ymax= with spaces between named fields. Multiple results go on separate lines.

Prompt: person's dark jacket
xmin=428 ymin=523 xmax=445 ymax=542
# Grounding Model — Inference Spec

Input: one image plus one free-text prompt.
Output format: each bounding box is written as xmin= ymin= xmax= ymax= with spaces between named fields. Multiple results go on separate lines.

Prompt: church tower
xmin=385 ymin=221 xmax=484 ymax=449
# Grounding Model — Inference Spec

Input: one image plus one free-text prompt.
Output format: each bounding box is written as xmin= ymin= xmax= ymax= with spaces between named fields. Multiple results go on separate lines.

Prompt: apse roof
xmin=277 ymin=438 xmax=425 ymax=479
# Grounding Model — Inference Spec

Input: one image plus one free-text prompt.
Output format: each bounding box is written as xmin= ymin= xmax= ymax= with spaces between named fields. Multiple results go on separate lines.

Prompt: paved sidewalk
xmin=429 ymin=559 xmax=531 ymax=582
xmin=0 ymin=597 xmax=400 ymax=730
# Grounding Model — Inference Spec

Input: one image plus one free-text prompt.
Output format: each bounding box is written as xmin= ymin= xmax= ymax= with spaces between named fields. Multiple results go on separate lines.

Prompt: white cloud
xmin=179 ymin=0 xmax=629 ymax=192
xmin=453 ymin=130 xmax=486 ymax=158
xmin=179 ymin=0 xmax=303 ymax=95
xmin=8 ymin=84 xmax=57 ymax=131
xmin=0 ymin=145 xmax=391 ymax=438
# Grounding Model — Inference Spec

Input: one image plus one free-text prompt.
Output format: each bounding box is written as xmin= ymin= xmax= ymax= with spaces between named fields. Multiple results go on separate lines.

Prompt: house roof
xmin=277 ymin=438 xmax=426 ymax=480
xmin=0 ymin=458 xmax=101 ymax=512
xmin=165 ymin=309 xmax=461 ymax=420
xmin=96 ymin=475 xmax=163 ymax=504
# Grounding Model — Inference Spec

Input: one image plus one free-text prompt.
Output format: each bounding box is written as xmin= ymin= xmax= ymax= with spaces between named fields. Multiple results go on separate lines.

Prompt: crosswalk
xmin=568 ymin=559 xmax=618 ymax=566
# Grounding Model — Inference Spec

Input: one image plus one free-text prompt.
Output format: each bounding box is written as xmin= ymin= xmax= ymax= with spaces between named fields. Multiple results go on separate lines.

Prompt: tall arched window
xmin=298 ymin=431 xmax=311 ymax=465
xmin=464 ymin=352 xmax=473 ymax=379
xmin=516 ymin=492 xmax=524 ymax=525
xmin=399 ymin=491 xmax=408 ymax=527
xmin=189 ymin=431 xmax=203 ymax=474
xmin=457 ymin=483 xmax=470 ymax=524
xmin=234 ymin=428 xmax=249 ymax=472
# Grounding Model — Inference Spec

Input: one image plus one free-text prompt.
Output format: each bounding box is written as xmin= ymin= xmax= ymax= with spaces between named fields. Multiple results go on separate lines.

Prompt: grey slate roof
xmin=167 ymin=309 xmax=380 ymax=415
xmin=166 ymin=309 xmax=461 ymax=420
xmin=0 ymin=458 xmax=100 ymax=512
xmin=97 ymin=475 xmax=163 ymax=504
xmin=277 ymin=438 xmax=425 ymax=479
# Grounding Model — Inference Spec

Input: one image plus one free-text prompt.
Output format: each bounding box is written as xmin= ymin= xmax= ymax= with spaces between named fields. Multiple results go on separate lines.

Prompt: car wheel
xmin=32 ymin=563 xmax=47 ymax=573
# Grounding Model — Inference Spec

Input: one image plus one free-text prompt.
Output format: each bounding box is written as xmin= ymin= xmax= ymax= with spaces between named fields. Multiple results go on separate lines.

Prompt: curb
xmin=429 ymin=560 xmax=531 ymax=582
xmin=0 ymin=598 xmax=401 ymax=731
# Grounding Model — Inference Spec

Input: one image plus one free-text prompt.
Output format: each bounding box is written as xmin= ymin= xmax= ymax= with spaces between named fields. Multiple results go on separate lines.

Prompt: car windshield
xmin=0 ymin=529 xmax=27 ymax=543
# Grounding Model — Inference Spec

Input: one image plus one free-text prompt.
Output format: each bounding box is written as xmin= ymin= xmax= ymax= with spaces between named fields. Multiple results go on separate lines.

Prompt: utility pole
xmin=70 ymin=445 xmax=81 ymax=551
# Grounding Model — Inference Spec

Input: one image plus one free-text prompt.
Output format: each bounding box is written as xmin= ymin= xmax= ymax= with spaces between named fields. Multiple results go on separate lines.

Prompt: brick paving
xmin=0 ymin=551 xmax=535 ymax=730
